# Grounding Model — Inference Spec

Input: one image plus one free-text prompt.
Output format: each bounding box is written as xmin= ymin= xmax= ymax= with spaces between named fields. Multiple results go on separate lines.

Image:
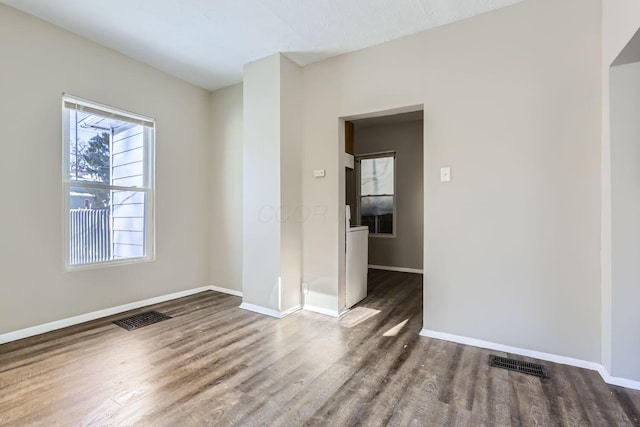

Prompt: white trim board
xmin=302 ymin=304 xmax=341 ymax=318
xmin=210 ymin=285 xmax=243 ymax=297
xmin=0 ymin=287 xmax=211 ymax=345
xmin=368 ymin=265 xmax=424 ymax=274
xmin=239 ymin=303 xmax=301 ymax=319
xmin=600 ymin=367 xmax=640 ymax=390
xmin=419 ymin=328 xmax=640 ymax=391
xmin=281 ymin=305 xmax=302 ymax=317
xmin=0 ymin=285 xmax=243 ymax=345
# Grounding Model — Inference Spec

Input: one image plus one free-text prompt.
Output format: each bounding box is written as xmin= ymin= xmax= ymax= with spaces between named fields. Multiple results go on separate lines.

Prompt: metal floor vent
xmin=489 ymin=355 xmax=548 ymax=378
xmin=113 ymin=311 xmax=172 ymax=331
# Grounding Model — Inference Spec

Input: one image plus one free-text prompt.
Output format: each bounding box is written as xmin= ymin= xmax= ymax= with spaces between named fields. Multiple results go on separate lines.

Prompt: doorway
xmin=339 ymin=106 xmax=425 ymax=314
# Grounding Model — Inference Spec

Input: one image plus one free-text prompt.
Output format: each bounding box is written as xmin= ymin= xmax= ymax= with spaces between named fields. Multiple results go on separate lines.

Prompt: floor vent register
xmin=489 ymin=355 xmax=548 ymax=378
xmin=113 ymin=311 xmax=172 ymax=331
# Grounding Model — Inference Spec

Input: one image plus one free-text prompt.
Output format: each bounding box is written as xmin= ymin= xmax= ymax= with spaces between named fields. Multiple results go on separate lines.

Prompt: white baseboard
xmin=239 ymin=302 xmax=301 ymax=319
xmin=599 ymin=368 xmax=640 ymax=390
xmin=0 ymin=286 xmax=212 ymax=345
xmin=419 ymin=328 xmax=600 ymax=371
xmin=369 ymin=264 xmax=424 ymax=274
xmin=280 ymin=304 xmax=302 ymax=317
xmin=419 ymin=328 xmax=640 ymax=391
xmin=302 ymin=304 xmax=341 ymax=318
xmin=239 ymin=302 xmax=281 ymax=318
xmin=209 ymin=285 xmax=243 ymax=297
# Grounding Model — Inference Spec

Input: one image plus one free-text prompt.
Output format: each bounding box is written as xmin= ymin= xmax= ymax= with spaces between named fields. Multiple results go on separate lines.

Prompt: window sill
xmin=65 ymin=255 xmax=155 ymax=272
xmin=369 ymin=233 xmax=396 ymax=239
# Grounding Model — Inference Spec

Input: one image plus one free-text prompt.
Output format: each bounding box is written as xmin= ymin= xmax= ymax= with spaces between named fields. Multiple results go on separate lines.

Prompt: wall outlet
xmin=302 ymin=283 xmax=309 ymax=294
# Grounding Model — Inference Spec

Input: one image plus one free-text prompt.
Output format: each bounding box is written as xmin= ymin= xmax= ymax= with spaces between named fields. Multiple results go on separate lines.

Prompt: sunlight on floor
xmin=340 ymin=307 xmax=381 ymax=328
xmin=382 ymin=319 xmax=408 ymax=337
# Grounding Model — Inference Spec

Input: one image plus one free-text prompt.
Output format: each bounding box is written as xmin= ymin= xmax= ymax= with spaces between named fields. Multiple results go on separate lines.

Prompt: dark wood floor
xmin=1 ymin=270 xmax=640 ymax=426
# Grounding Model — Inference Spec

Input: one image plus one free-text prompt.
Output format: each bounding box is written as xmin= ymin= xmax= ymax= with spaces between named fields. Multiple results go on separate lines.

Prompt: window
xmin=357 ymin=152 xmax=395 ymax=236
xmin=62 ymin=95 xmax=155 ymax=268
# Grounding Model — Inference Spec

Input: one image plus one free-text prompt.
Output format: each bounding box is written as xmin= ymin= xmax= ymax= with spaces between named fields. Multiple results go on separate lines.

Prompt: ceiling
xmin=1 ymin=0 xmax=522 ymax=91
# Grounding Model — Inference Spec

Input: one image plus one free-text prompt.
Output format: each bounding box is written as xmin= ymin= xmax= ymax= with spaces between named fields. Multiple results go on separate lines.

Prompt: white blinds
xmin=63 ymin=95 xmax=154 ymax=128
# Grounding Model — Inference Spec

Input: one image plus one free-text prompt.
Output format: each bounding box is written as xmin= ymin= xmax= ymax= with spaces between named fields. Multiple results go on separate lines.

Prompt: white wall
xmin=279 ymin=55 xmax=304 ymax=313
xmin=601 ymin=0 xmax=640 ymax=376
xmin=302 ymin=0 xmax=602 ymax=361
xmin=353 ymin=120 xmax=424 ymax=270
xmin=241 ymin=53 xmax=303 ymax=313
xmin=0 ymin=4 xmax=211 ymax=334
xmin=210 ymin=84 xmax=244 ymax=293
xmin=242 ymin=54 xmax=283 ymax=311
xmin=610 ymin=62 xmax=640 ymax=381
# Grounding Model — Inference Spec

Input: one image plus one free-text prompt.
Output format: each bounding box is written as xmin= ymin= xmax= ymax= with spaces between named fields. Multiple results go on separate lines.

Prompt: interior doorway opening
xmin=338 ymin=106 xmax=425 ymax=316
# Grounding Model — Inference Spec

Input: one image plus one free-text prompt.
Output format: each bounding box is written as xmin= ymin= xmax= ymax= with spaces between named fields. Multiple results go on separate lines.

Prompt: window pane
xmin=361 ymin=195 xmax=394 ymax=235
xmin=377 ymin=214 xmax=393 ymax=234
xmin=66 ymin=108 xmax=145 ymax=187
xmin=361 ymin=156 xmax=394 ymax=196
xmin=360 ymin=195 xmax=394 ymax=216
xmin=111 ymin=126 xmax=145 ymax=188
xmin=69 ymin=186 xmax=147 ymax=265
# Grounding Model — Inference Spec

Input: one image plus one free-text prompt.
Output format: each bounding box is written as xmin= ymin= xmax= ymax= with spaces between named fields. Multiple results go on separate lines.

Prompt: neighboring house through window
xmin=63 ymin=95 xmax=155 ymax=268
xmin=357 ymin=152 xmax=395 ymax=236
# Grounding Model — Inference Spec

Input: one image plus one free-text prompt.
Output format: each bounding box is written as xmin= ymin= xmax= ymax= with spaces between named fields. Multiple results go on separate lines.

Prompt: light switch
xmin=314 ymin=169 xmax=326 ymax=178
xmin=440 ymin=167 xmax=451 ymax=182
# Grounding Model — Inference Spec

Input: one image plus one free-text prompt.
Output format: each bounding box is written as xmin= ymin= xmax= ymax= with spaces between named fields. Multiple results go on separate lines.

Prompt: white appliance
xmin=345 ymin=205 xmax=368 ymax=308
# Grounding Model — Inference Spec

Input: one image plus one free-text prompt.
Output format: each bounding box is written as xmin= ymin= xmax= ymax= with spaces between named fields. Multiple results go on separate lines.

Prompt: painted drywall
xmin=601 ymin=0 xmax=640 ymax=376
xmin=241 ymin=53 xmax=303 ymax=313
xmin=302 ymin=0 xmax=601 ymax=361
xmin=610 ymin=62 xmax=640 ymax=381
xmin=611 ymin=29 xmax=640 ymax=66
xmin=242 ymin=54 xmax=282 ymax=311
xmin=210 ymin=83 xmax=244 ymax=293
xmin=279 ymin=55 xmax=304 ymax=313
xmin=352 ymin=120 xmax=424 ymax=270
xmin=0 ymin=4 xmax=211 ymax=334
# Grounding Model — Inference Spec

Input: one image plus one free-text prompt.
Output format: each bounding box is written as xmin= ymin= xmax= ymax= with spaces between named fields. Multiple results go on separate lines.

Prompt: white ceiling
xmin=1 ymin=0 xmax=522 ymax=91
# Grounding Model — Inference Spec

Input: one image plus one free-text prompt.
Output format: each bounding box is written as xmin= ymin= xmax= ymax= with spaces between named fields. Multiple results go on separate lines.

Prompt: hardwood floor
xmin=1 ymin=269 xmax=640 ymax=426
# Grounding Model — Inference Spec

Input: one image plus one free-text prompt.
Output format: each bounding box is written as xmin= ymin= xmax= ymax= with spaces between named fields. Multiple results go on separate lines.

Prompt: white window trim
xmin=355 ymin=150 xmax=397 ymax=238
xmin=62 ymin=94 xmax=156 ymax=271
